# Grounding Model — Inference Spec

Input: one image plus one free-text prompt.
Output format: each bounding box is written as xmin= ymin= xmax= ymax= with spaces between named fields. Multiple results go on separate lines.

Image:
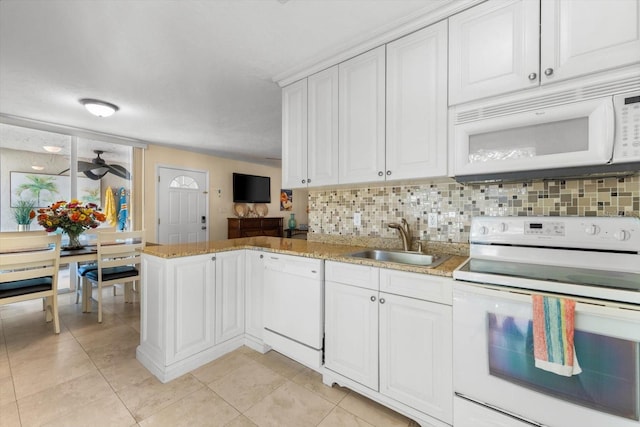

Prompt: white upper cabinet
xmin=308 ymin=66 xmax=339 ymax=187
xmin=339 ymin=46 xmax=386 ymax=184
xmin=282 ymin=79 xmax=308 ymax=189
xmin=449 ymin=0 xmax=540 ymax=105
xmin=449 ymin=0 xmax=640 ymax=105
xmin=386 ymin=21 xmax=448 ymax=180
xmin=540 ymin=0 xmax=640 ymax=84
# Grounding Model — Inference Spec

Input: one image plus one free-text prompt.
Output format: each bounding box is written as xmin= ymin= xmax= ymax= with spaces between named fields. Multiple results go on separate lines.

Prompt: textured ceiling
xmin=0 ymin=0 xmax=450 ymax=167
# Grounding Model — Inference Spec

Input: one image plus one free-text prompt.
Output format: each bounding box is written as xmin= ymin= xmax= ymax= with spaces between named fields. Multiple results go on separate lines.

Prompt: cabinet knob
xmin=544 ymin=68 xmax=554 ymax=76
xmin=307 ymin=178 xmax=311 ymax=183
xmin=370 ymin=296 xmax=376 ymax=302
xmin=378 ymin=171 xmax=383 ymax=177
xmin=301 ymin=179 xmax=306 ymax=184
xmin=379 ymin=298 xmax=386 ymax=304
xmin=528 ymin=72 xmax=537 ymax=81
xmin=211 ymin=256 xmax=216 ymax=261
xmin=259 ymin=254 xmax=263 ymax=259
xmin=386 ymin=170 xmax=391 ymax=176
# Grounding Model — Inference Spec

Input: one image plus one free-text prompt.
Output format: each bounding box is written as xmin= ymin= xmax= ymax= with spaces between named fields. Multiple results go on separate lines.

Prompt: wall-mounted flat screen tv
xmin=232 ymin=173 xmax=271 ymax=203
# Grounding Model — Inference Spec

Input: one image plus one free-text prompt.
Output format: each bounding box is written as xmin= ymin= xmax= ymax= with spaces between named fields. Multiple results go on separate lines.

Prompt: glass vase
xmin=64 ymin=230 xmax=84 ymax=250
xmin=288 ymin=213 xmax=297 ymax=230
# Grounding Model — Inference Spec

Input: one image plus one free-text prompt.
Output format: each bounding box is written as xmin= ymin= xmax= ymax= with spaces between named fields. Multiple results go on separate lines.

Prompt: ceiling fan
xmin=59 ymin=150 xmax=130 ymax=180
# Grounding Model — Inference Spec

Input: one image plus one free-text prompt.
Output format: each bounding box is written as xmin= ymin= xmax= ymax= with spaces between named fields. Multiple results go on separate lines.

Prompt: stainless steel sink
xmin=345 ymin=249 xmax=450 ymax=268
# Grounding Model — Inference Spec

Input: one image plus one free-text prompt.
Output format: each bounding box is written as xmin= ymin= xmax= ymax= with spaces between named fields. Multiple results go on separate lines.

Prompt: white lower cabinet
xmin=244 ymin=250 xmax=265 ymax=341
xmin=324 ymin=280 xmax=378 ymax=389
xmin=324 ymin=261 xmax=453 ymax=427
xmin=138 ymin=250 xmax=261 ymax=383
xmin=214 ymin=250 xmax=245 ymax=344
xmin=379 ymin=292 xmax=452 ymax=423
xmin=138 ymin=253 xmax=221 ymax=382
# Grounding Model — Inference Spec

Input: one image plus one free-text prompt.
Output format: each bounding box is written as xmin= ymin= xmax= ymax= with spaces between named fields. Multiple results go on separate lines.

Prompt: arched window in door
xmin=169 ymin=175 xmax=199 ymax=189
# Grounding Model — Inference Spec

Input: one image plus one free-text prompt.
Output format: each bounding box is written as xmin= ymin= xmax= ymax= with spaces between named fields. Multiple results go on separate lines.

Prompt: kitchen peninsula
xmin=138 ymin=236 xmax=464 ymax=426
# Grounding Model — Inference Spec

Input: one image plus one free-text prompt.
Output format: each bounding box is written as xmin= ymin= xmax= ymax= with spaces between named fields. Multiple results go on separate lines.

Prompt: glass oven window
xmin=487 ymin=312 xmax=639 ymax=420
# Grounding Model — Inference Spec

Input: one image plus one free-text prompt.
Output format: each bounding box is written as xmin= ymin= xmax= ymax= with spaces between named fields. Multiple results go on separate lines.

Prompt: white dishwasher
xmin=263 ymin=253 xmax=324 ymax=372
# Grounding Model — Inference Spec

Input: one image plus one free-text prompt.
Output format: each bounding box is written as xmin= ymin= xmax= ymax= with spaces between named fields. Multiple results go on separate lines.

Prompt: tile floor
xmin=0 ymin=288 xmax=419 ymax=427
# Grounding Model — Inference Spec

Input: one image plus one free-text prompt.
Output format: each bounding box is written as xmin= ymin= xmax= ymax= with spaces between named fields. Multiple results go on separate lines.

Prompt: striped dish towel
xmin=532 ymin=295 xmax=582 ymax=376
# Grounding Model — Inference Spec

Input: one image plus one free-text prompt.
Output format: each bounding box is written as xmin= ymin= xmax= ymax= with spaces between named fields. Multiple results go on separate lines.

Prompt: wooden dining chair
xmin=83 ymin=230 xmax=145 ymax=323
xmin=0 ymin=234 xmax=62 ymax=333
xmin=74 ymin=226 xmax=116 ymax=309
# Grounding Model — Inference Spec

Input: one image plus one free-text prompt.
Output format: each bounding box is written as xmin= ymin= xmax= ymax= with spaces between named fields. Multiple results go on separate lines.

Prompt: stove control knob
xmin=585 ymin=224 xmax=600 ymax=235
xmin=478 ymin=225 xmax=489 ymax=235
xmin=498 ymin=222 xmax=508 ymax=232
xmin=614 ymin=229 xmax=631 ymax=241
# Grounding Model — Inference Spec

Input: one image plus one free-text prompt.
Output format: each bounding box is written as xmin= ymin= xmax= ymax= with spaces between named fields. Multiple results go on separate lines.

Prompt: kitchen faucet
xmin=388 ymin=218 xmax=411 ymax=251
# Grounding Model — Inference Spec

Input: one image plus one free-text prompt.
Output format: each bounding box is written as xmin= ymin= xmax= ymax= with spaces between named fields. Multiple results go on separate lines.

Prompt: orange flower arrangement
xmin=37 ymin=199 xmax=106 ymax=234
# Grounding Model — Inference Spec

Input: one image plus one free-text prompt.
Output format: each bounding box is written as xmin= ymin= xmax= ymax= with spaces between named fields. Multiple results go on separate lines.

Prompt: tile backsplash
xmin=307 ymin=175 xmax=639 ymax=245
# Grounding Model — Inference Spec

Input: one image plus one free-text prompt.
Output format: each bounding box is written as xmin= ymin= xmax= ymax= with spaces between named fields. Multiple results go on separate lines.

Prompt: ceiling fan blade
xmin=58 ymin=161 xmax=98 ymax=175
xmin=106 ymin=164 xmax=131 ymax=179
xmin=77 ymin=160 xmax=100 ymax=172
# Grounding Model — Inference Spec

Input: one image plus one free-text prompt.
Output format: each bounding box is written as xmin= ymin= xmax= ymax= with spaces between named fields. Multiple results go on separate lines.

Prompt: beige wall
xmin=142 ymin=145 xmax=308 ymax=243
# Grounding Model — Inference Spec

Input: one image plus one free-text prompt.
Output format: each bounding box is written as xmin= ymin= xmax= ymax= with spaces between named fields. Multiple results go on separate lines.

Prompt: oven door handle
xmin=453 ymin=282 xmax=640 ymax=323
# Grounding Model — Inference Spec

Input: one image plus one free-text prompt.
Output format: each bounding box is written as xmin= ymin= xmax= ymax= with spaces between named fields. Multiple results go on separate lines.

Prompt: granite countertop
xmin=142 ymin=236 xmax=468 ymax=278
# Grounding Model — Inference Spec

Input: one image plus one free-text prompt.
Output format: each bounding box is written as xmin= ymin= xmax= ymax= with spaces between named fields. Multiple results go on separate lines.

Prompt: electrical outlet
xmin=428 ymin=213 xmax=438 ymax=228
xmin=353 ymin=212 xmax=361 ymax=227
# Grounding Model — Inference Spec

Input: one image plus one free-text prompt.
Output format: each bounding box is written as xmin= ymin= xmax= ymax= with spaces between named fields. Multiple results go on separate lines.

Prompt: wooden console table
xmin=227 ymin=217 xmax=283 ymax=239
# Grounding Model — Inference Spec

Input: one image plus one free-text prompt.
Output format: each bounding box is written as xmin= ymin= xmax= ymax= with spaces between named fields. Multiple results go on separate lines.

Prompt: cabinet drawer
xmin=262 ymin=218 xmax=282 ymax=227
xmin=380 ymin=269 xmax=452 ymax=305
xmin=325 ymin=261 xmax=379 ymax=290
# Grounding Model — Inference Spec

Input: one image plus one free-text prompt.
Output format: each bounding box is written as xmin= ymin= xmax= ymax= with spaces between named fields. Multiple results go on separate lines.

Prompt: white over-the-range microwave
xmin=450 ymin=73 xmax=640 ymax=183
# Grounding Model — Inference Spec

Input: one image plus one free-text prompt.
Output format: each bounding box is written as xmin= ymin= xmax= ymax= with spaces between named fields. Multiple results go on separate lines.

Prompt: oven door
xmin=453 ymin=282 xmax=640 ymax=427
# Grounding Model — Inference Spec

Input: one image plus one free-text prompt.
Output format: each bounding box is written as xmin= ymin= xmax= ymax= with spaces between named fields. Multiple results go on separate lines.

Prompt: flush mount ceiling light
xmin=79 ymin=98 xmax=119 ymax=117
xmin=31 ymin=165 xmax=45 ymax=171
xmin=43 ymin=145 xmax=62 ymax=153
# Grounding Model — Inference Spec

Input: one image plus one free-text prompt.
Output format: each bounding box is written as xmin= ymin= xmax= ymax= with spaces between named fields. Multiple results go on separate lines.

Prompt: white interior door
xmin=157 ymin=166 xmax=208 ymax=244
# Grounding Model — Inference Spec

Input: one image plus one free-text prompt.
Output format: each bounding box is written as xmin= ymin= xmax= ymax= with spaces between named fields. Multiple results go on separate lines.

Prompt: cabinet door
xmin=379 ymin=292 xmax=453 ymax=424
xmin=449 ymin=0 xmax=540 ymax=105
xmin=540 ymin=0 xmax=640 ymax=84
xmin=168 ymin=254 xmax=216 ymax=364
xmin=282 ymin=79 xmax=308 ymax=188
xmin=339 ymin=46 xmax=386 ymax=184
xmin=386 ymin=21 xmax=448 ymax=180
xmin=308 ymin=66 xmax=339 ymax=187
xmin=324 ymin=281 xmax=379 ymax=390
xmin=214 ymin=251 xmax=245 ymax=344
xmin=245 ymin=250 xmax=264 ymax=339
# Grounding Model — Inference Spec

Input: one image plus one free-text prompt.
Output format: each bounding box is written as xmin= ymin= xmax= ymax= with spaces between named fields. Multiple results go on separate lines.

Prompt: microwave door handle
xmin=604 ymin=98 xmax=615 ymax=163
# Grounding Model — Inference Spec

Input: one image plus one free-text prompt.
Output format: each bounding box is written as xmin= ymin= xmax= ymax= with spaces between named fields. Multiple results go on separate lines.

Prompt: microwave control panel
xmin=613 ymin=91 xmax=640 ymax=160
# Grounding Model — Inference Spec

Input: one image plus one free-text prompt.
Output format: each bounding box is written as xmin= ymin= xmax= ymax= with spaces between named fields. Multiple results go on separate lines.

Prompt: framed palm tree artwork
xmin=10 ymin=172 xmax=101 ymax=208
